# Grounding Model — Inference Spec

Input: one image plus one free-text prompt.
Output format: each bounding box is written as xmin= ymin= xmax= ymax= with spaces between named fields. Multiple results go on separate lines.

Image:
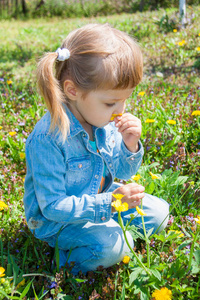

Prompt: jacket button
xmin=109 ymin=163 xmax=112 ymax=167
xmin=78 ymin=164 xmax=82 ymax=168
xmin=101 ymin=217 xmax=106 ymax=221
xmin=130 ymin=157 xmax=135 ymax=160
xmin=95 ymin=175 xmax=99 ymax=179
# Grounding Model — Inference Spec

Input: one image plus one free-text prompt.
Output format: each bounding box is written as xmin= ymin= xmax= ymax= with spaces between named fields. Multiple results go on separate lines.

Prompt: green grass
xmin=0 ymin=5 xmax=200 ymax=300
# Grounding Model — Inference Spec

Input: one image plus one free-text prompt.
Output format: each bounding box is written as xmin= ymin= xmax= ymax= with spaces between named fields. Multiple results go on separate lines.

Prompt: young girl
xmin=23 ymin=23 xmax=169 ymax=275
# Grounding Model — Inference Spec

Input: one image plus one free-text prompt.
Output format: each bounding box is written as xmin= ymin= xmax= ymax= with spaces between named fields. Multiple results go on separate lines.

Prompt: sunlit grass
xmin=0 ymin=5 xmax=200 ymax=300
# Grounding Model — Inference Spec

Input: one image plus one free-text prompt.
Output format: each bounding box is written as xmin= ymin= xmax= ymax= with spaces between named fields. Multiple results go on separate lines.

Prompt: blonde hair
xmin=37 ymin=23 xmax=143 ymax=142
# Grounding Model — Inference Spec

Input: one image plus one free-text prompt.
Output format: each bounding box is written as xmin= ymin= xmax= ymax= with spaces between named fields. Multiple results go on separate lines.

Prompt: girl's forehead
xmin=94 ymin=88 xmax=134 ymax=100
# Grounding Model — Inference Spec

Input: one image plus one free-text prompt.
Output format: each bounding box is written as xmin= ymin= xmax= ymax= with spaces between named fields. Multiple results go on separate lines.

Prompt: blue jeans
xmin=45 ymin=185 xmax=169 ymax=275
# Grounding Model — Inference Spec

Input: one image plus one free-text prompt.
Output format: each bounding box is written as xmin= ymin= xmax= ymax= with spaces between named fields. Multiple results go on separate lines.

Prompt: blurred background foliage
xmin=0 ymin=0 xmax=200 ymax=19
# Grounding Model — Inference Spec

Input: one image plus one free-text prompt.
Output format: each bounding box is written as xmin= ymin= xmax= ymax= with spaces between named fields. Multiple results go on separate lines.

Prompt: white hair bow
xmin=56 ymin=47 xmax=70 ymax=61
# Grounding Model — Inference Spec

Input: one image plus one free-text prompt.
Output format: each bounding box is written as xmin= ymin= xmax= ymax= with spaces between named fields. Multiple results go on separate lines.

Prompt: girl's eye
xmin=105 ymin=103 xmax=115 ymax=107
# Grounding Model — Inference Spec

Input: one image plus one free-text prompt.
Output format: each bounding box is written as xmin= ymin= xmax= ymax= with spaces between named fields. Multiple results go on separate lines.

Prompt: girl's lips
xmin=110 ymin=113 xmax=122 ymax=121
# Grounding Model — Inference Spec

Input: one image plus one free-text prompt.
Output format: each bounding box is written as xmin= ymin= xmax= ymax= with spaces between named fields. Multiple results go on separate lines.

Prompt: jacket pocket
xmin=66 ymin=155 xmax=92 ymax=185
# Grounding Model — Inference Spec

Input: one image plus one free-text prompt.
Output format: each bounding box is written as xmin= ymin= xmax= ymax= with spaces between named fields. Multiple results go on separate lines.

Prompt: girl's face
xmin=70 ymin=88 xmax=134 ymax=128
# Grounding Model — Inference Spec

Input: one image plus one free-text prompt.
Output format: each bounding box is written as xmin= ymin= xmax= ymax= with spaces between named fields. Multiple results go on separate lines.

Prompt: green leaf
xmin=194 ymin=250 xmax=200 ymax=265
xmin=154 ymin=233 xmax=165 ymax=242
xmin=150 ymin=268 xmax=161 ymax=281
xmin=129 ymin=267 xmax=143 ymax=285
xmin=178 ymin=240 xmax=192 ymax=251
xmin=146 ymin=181 xmax=155 ymax=194
xmin=175 ymin=176 xmax=188 ymax=186
xmin=57 ymin=294 xmax=73 ymax=300
xmin=19 ymin=279 xmax=34 ymax=299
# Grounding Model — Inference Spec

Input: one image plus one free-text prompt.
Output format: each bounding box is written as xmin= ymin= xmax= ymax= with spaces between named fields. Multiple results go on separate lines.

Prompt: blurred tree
xmin=179 ymin=0 xmax=186 ymax=26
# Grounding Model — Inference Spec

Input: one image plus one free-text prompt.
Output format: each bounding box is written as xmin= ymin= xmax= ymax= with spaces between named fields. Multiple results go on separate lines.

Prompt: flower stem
xmin=188 ymin=226 xmax=199 ymax=271
xmin=141 ymin=200 xmax=150 ymax=268
xmin=118 ymin=212 xmax=151 ymax=276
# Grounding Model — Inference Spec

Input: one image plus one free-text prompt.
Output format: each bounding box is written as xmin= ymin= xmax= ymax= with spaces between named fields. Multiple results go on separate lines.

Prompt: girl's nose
xmin=114 ymin=101 xmax=126 ymax=115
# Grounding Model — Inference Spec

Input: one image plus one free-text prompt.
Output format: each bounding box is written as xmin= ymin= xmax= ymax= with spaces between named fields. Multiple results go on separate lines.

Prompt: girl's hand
xmin=115 ymin=113 xmax=141 ymax=153
xmin=112 ymin=182 xmax=145 ymax=212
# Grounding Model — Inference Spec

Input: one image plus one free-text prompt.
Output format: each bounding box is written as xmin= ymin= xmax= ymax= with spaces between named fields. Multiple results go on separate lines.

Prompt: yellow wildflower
xmin=199 ymin=33 xmax=200 ymax=36
xmin=136 ymin=206 xmax=147 ymax=216
xmin=122 ymin=256 xmax=130 ymax=264
xmin=168 ymin=230 xmax=184 ymax=238
xmin=0 ymin=126 xmax=2 ymax=130
xmin=112 ymin=194 xmax=124 ymax=201
xmin=149 ymin=172 xmax=160 ymax=180
xmin=110 ymin=113 xmax=122 ymax=121
xmin=145 ymin=119 xmax=155 ymax=123
xmin=16 ymin=278 xmax=26 ymax=289
xmin=1 ymin=278 xmax=5 ymax=283
xmin=191 ymin=110 xmax=200 ymax=116
xmin=173 ymin=29 xmax=177 ymax=32
xmin=132 ymin=174 xmax=141 ymax=181
xmin=162 ymin=46 xmax=166 ymax=49
xmin=0 ymin=267 xmax=5 ymax=277
xmin=138 ymin=91 xmax=145 ymax=97
xmin=166 ymin=120 xmax=176 ymax=125
xmin=194 ymin=216 xmax=200 ymax=224
xmin=111 ymin=196 xmax=129 ymax=212
xmin=177 ymin=40 xmax=186 ymax=46
xmin=19 ymin=152 xmax=25 ymax=159
xmin=0 ymin=201 xmax=8 ymax=211
xmin=9 ymin=131 xmax=17 ymax=136
xmin=152 ymin=287 xmax=172 ymax=300
xmin=7 ymin=80 xmax=13 ymax=85
xmin=196 ymin=47 xmax=200 ymax=51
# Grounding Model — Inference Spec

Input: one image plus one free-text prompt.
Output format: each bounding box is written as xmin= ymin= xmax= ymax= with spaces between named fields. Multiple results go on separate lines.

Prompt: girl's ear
xmin=63 ymin=80 xmax=80 ymax=100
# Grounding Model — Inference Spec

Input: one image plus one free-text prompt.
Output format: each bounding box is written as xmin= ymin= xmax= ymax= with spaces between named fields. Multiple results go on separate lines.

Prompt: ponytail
xmin=36 ymin=52 xmax=70 ymax=143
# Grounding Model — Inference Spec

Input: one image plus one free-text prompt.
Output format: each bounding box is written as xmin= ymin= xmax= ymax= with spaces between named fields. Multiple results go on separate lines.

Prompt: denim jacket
xmin=23 ymin=107 xmax=144 ymax=239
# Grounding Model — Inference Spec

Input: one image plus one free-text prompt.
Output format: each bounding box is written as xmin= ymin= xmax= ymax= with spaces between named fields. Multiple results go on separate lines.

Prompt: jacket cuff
xmin=121 ymin=140 xmax=144 ymax=163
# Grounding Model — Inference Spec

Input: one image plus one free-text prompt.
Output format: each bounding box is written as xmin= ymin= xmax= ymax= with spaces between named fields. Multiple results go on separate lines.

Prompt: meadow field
xmin=0 ymin=5 xmax=200 ymax=300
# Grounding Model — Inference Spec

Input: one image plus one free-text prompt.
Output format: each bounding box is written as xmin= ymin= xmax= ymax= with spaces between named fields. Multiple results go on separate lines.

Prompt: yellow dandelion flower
xmin=7 ymin=80 xmax=13 ymax=85
xmin=136 ymin=206 xmax=147 ymax=216
xmin=19 ymin=152 xmax=25 ymax=159
xmin=177 ymin=40 xmax=186 ymax=46
xmin=168 ymin=230 xmax=184 ymax=238
xmin=0 ymin=201 xmax=8 ymax=211
xmin=166 ymin=120 xmax=176 ymax=125
xmin=149 ymin=172 xmax=160 ymax=180
xmin=145 ymin=119 xmax=155 ymax=123
xmin=173 ymin=29 xmax=177 ymax=32
xmin=199 ymin=33 xmax=200 ymax=36
xmin=152 ymin=287 xmax=172 ymax=300
xmin=110 ymin=113 xmax=122 ymax=121
xmin=0 ymin=267 xmax=5 ymax=278
xmin=196 ymin=47 xmax=200 ymax=51
xmin=111 ymin=198 xmax=129 ymax=212
xmin=191 ymin=110 xmax=200 ymax=116
xmin=132 ymin=174 xmax=141 ymax=181
xmin=194 ymin=216 xmax=200 ymax=224
xmin=138 ymin=91 xmax=145 ymax=97
xmin=162 ymin=46 xmax=166 ymax=49
xmin=122 ymin=255 xmax=130 ymax=264
xmin=8 ymin=131 xmax=17 ymax=136
xmin=0 ymin=126 xmax=2 ymax=130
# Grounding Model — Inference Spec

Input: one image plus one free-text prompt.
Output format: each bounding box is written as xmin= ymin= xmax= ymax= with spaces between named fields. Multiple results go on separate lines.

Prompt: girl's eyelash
xmin=106 ymin=103 xmax=115 ymax=107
